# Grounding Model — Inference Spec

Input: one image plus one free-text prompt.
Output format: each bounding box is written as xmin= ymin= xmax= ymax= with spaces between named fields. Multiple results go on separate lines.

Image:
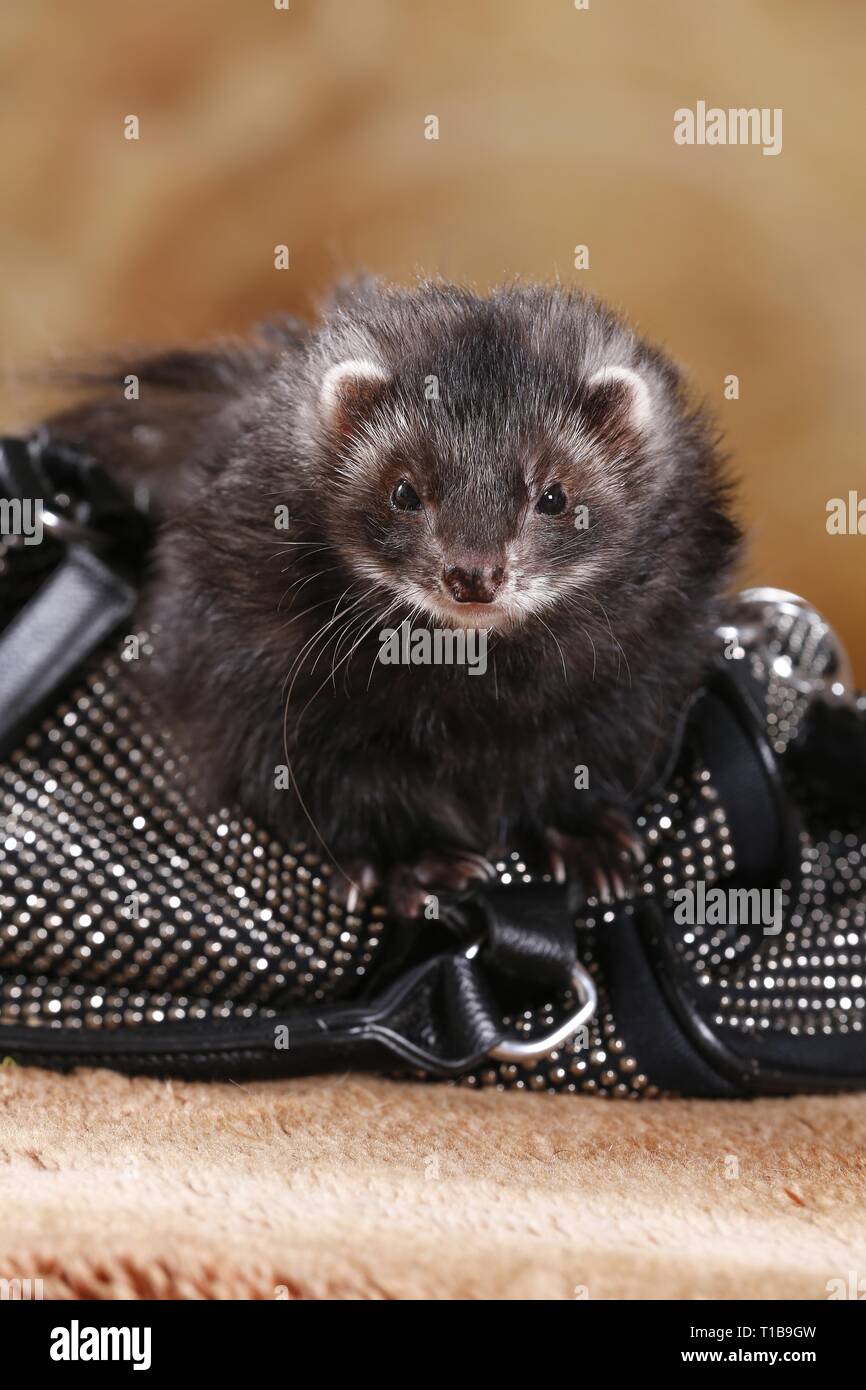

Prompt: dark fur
xmin=48 ymin=280 xmax=741 ymax=877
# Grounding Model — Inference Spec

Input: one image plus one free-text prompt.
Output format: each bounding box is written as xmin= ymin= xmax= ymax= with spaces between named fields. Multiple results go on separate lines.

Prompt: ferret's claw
xmin=345 ymin=882 xmax=361 ymax=915
xmin=424 ymin=849 xmax=497 ymax=889
xmin=599 ymin=810 xmax=646 ymax=868
xmin=332 ymin=859 xmax=381 ymax=913
xmin=386 ymin=848 xmax=496 ymax=920
xmin=544 ymin=814 xmax=641 ymax=907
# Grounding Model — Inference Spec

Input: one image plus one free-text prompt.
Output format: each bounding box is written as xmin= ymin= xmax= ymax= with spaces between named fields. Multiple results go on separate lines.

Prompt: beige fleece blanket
xmin=1 ymin=1065 xmax=864 ymax=1299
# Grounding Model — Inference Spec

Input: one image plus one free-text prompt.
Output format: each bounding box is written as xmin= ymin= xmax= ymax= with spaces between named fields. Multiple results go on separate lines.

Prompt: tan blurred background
xmin=1 ymin=0 xmax=863 ymax=671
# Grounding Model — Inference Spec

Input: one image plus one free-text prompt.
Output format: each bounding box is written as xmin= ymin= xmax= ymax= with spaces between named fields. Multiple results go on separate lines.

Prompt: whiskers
xmin=277 ymin=576 xmax=409 ymax=892
xmin=555 ymin=589 xmax=633 ymax=688
xmin=588 ymin=594 xmax=632 ymax=688
xmin=537 ymin=614 xmax=569 ymax=682
xmin=545 ymin=594 xmax=597 ymax=683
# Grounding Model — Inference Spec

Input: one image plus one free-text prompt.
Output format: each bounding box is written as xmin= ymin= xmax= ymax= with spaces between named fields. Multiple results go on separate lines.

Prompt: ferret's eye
xmin=536 ymin=483 xmax=567 ymax=516
xmin=391 ymin=479 xmax=422 ymax=511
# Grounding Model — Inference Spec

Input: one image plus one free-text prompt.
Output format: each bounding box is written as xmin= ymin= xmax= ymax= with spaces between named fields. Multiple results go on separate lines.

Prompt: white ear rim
xmin=319 ymin=358 xmax=389 ymax=416
xmin=585 ymin=365 xmax=652 ymax=431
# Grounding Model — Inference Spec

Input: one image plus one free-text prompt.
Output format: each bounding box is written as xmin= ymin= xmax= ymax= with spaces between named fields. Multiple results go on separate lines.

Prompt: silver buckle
xmin=464 ymin=939 xmax=598 ymax=1063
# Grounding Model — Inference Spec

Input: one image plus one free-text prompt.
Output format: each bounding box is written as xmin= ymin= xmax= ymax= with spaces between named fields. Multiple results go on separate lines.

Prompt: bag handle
xmin=0 ymin=435 xmax=149 ymax=758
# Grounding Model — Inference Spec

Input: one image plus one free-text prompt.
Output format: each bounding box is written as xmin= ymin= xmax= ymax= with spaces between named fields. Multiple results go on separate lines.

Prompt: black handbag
xmin=2 ymin=432 xmax=865 ymax=1097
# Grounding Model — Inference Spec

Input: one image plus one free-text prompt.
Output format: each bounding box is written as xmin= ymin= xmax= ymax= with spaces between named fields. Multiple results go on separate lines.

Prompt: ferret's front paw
xmin=386 ymin=849 xmax=497 ymax=920
xmin=544 ymin=810 xmax=645 ymax=905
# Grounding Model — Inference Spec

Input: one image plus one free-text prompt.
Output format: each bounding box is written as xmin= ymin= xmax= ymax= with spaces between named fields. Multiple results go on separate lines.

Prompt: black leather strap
xmin=0 ymin=433 xmax=151 ymax=552
xmin=630 ymin=663 xmax=866 ymax=1095
xmin=0 ymin=434 xmax=149 ymax=758
xmin=0 ymin=881 xmax=584 ymax=1079
xmin=0 ymin=546 xmax=138 ymax=760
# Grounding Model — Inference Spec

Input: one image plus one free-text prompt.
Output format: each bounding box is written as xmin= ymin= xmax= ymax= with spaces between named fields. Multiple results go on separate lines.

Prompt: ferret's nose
xmin=442 ymin=564 xmax=505 ymax=604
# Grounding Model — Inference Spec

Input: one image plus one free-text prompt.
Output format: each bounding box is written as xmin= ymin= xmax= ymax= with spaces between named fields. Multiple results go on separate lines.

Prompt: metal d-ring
xmin=464 ymin=939 xmax=598 ymax=1063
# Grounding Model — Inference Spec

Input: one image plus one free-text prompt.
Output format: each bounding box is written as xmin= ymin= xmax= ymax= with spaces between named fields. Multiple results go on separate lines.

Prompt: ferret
xmin=47 ymin=279 xmax=741 ymax=914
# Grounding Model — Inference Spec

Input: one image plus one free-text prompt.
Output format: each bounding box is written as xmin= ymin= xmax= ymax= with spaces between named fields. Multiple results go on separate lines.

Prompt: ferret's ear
xmin=582 ymin=364 xmax=652 ymax=439
xmin=319 ymin=358 xmax=390 ymax=441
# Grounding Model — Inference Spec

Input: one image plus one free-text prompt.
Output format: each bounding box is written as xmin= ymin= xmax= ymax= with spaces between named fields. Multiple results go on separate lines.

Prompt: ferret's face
xmin=314 ymin=354 xmax=655 ymax=633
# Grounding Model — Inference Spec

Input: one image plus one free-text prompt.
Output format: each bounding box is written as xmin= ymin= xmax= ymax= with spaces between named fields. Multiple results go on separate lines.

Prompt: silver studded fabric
xmin=1 ymin=580 xmax=864 ymax=1097
xmin=676 ymin=591 xmax=866 ymax=1046
xmin=0 ymin=645 xmax=387 ymax=1031
xmin=455 ymin=590 xmax=866 ymax=1094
